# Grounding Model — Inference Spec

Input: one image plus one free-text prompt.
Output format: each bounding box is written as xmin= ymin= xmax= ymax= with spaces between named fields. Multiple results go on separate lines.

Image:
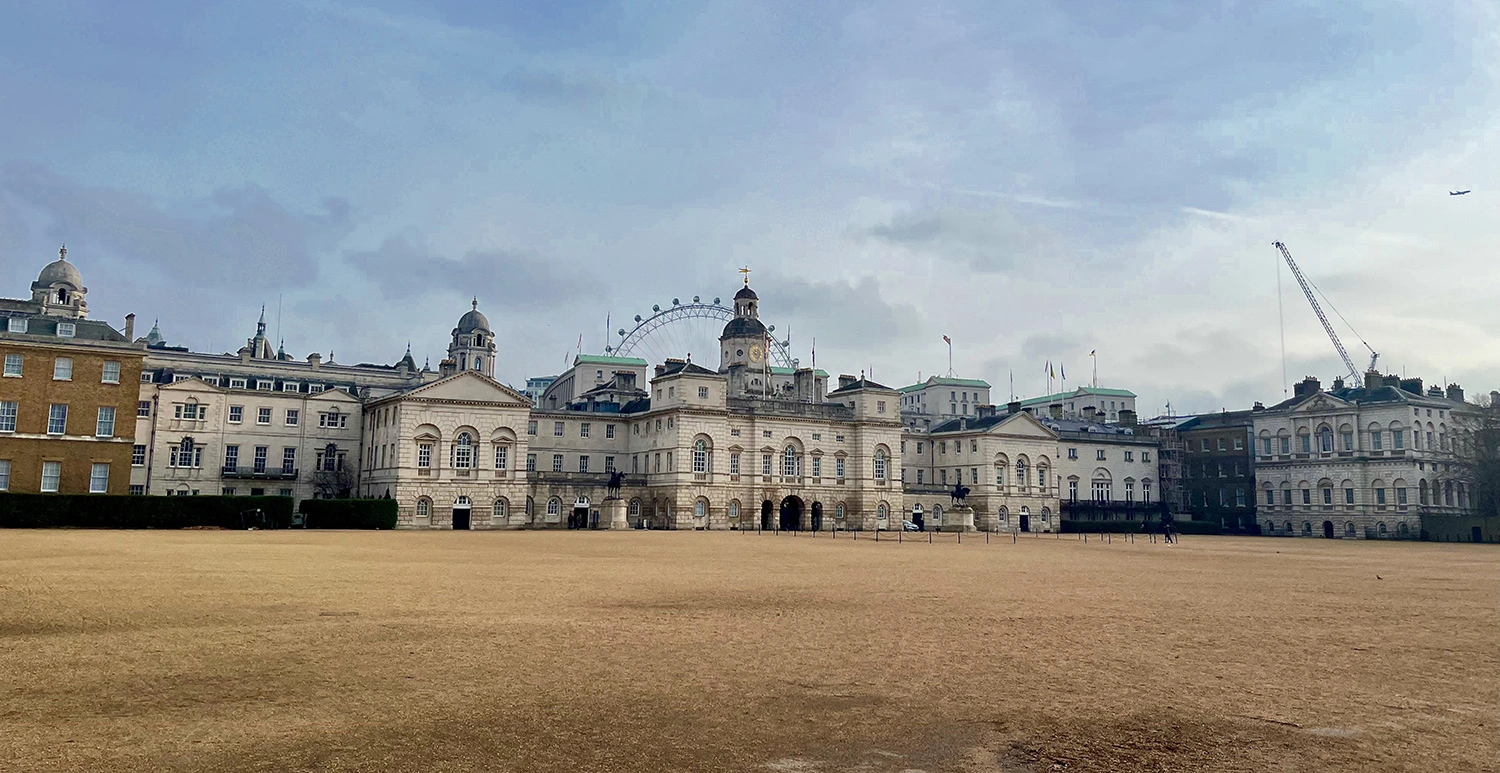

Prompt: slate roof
xmin=721 ymin=316 xmax=768 ymax=338
xmin=898 ymin=376 xmax=991 ymax=393
xmin=575 ymin=353 xmax=649 ymax=367
xmin=657 ymin=360 xmax=722 ymax=378
xmin=826 ymin=377 xmax=895 ymax=396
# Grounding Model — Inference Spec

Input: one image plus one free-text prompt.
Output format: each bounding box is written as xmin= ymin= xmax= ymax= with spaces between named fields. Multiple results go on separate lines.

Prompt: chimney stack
xmin=1332 ymin=377 xmax=1344 ymax=391
xmin=1427 ymin=385 xmax=1443 ymax=398
xmin=1007 ymin=399 xmax=1022 ymax=415
xmin=1118 ymin=408 xmax=1137 ymax=426
xmin=975 ymin=404 xmax=996 ymax=418
xmin=1082 ymin=405 xmax=1100 ymax=421
xmin=1252 ymin=401 xmax=1265 ymax=411
xmin=1399 ymin=378 xmax=1423 ymax=395
xmin=1446 ymin=383 xmax=1464 ymax=403
xmin=1365 ymin=370 xmax=1382 ymax=391
xmin=838 ymin=374 xmax=858 ymax=390
xmin=123 ymin=313 xmax=135 ymax=341
xmin=307 ymin=352 xmax=322 ymax=370
xmin=1293 ymin=376 xmax=1321 ymax=398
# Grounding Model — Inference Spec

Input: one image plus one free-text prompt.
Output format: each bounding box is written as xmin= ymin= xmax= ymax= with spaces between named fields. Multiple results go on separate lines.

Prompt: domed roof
xmin=38 ymin=246 xmax=82 ymax=287
xmin=734 ymin=285 xmax=758 ymax=301
xmin=721 ymin=316 xmax=767 ymax=339
xmin=456 ymin=298 xmax=490 ymax=333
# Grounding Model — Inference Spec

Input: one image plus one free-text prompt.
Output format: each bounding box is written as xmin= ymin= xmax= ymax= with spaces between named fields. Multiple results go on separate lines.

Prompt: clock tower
xmin=719 ymin=278 xmax=769 ymax=373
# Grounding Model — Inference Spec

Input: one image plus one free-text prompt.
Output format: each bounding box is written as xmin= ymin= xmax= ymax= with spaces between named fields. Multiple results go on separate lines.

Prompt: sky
xmin=2 ymin=0 xmax=1497 ymax=415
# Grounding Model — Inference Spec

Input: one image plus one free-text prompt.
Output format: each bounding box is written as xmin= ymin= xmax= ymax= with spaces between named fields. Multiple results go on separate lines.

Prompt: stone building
xmin=902 ymin=404 xmax=1060 ymax=532
xmin=1044 ymin=415 xmax=1162 ymax=521
xmin=898 ymin=375 xmax=992 ymax=432
xmin=1020 ymin=386 xmax=1137 ymax=424
xmin=0 ymin=248 xmax=144 ymax=494
xmin=373 ymin=280 xmax=905 ymax=530
xmin=1252 ymin=373 xmax=1475 ymax=539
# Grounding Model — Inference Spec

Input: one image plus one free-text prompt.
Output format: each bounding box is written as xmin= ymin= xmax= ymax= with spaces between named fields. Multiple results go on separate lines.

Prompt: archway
xmin=1322 ymin=520 xmax=1335 ymax=539
xmin=1019 ymin=505 xmax=1031 ymax=533
xmin=811 ymin=502 xmax=823 ymax=531
xmin=453 ymin=495 xmax=472 ymax=530
xmin=761 ymin=500 xmax=774 ymax=530
xmin=780 ymin=496 xmax=804 ymax=531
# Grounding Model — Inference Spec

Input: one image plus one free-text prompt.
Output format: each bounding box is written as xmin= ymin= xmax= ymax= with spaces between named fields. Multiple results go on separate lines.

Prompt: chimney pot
xmin=123 ymin=313 xmax=135 ymax=341
xmin=1446 ymin=384 xmax=1464 ymax=403
xmin=1006 ymin=400 xmax=1022 ymax=415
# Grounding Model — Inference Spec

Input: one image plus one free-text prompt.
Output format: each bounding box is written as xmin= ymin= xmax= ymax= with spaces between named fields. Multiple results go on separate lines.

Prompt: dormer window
xmin=7 ymin=318 xmax=26 ymax=333
xmin=56 ymin=322 xmax=75 ymax=338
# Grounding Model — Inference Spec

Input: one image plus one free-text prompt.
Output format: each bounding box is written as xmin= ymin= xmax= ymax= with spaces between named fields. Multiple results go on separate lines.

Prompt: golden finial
xmin=738 ymin=266 xmax=751 ymax=286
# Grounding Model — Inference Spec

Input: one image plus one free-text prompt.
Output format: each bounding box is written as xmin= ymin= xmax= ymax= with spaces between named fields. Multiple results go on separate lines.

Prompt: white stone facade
xmin=902 ymin=410 xmax=1061 ymax=532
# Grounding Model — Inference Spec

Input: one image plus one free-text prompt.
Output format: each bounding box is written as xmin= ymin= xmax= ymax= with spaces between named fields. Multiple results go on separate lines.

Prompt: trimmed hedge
xmin=298 ymin=499 xmax=398 ymax=530
xmin=0 ymin=493 xmax=294 ymax=529
xmin=1061 ymin=519 xmax=1222 ymax=535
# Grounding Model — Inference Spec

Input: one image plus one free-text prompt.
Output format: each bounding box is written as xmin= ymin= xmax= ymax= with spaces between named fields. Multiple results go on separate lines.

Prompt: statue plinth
xmin=602 ymin=497 xmax=630 ymax=530
xmin=940 ymin=505 xmax=976 ymax=532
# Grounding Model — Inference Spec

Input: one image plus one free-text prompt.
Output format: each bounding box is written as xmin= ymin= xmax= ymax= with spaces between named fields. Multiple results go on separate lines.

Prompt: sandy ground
xmin=1 ymin=529 xmax=1496 ymax=772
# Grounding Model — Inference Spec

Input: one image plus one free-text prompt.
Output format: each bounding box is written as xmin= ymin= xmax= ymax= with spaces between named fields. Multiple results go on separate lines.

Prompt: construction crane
xmin=1272 ymin=241 xmax=1378 ymax=385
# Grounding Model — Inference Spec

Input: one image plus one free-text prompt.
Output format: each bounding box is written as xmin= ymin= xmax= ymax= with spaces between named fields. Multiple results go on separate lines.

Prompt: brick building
xmin=1 ymin=248 xmax=144 ymax=494
xmin=1178 ymin=409 xmax=1258 ymax=530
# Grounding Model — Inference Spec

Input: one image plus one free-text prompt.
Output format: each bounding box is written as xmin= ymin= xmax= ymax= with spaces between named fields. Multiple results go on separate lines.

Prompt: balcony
xmin=222 ymin=466 xmax=298 ymax=481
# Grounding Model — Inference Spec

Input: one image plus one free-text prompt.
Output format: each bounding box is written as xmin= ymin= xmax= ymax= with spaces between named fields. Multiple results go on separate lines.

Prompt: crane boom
xmin=1273 ymin=241 xmax=1361 ymax=384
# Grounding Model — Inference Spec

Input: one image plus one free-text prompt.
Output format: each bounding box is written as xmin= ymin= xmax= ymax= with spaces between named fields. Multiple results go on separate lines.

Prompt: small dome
xmin=721 ymin=316 xmax=767 ymax=339
xmin=38 ymin=256 xmax=83 ymax=288
xmin=734 ymin=285 xmax=758 ymax=301
xmin=456 ymin=298 xmax=490 ymax=333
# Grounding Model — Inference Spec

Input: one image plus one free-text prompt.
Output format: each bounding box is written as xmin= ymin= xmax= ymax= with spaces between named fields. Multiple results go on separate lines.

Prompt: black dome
xmin=721 ymin=316 xmax=767 ymax=338
xmin=734 ymin=285 xmax=758 ymax=301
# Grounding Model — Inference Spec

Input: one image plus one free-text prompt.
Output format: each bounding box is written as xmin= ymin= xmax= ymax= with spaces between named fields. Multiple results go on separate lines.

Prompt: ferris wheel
xmin=606 ymin=295 xmax=796 ymax=369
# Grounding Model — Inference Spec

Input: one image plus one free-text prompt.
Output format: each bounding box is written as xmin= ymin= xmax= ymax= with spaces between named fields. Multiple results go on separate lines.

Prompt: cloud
xmin=863 ymin=205 xmax=1067 ymax=274
xmin=0 ymin=162 xmax=350 ymax=291
xmin=757 ymin=272 xmax=921 ymax=350
xmin=344 ymin=235 xmax=601 ymax=310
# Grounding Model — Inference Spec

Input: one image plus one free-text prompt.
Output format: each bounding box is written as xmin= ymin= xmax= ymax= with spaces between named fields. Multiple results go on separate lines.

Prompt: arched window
xmin=836 ymin=503 xmax=846 ymax=519
xmin=997 ymin=506 xmax=1008 ymax=525
xmin=694 ymin=500 xmax=707 ymax=518
xmin=1345 ymin=522 xmax=1356 ymax=537
xmin=493 ymin=498 xmax=507 ymax=519
xmin=1037 ymin=464 xmax=1048 ymax=490
xmin=693 ymin=439 xmax=709 ymax=473
xmin=547 ymin=498 xmax=561 ymax=518
xmin=629 ymin=499 xmax=641 ymax=517
xmin=454 ymin=432 xmax=473 ymax=469
xmin=1016 ymin=459 xmax=1028 ymax=489
xmin=783 ymin=445 xmax=800 ymax=477
xmin=994 ymin=464 xmax=1005 ymax=486
xmin=877 ymin=503 xmax=888 ymax=525
xmin=473 ymin=356 xmax=483 ymax=371
xmin=1378 ymin=522 xmax=1387 ymax=536
xmin=1284 ymin=521 xmax=1292 ymax=534
xmin=728 ymin=501 xmax=739 ymax=521
xmin=1302 ymin=521 xmax=1312 ymax=535
xmin=415 ymin=498 xmax=431 ymax=518
xmin=1319 ymin=427 xmax=1333 ymax=453
xmin=873 ymin=449 xmax=888 ymax=481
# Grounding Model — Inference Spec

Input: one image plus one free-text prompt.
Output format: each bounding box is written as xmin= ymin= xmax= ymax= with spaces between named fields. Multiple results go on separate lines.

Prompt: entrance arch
xmin=1322 ymin=520 xmax=1335 ymax=539
xmin=780 ymin=496 xmax=805 ymax=531
xmin=761 ymin=500 xmax=774 ymax=530
xmin=1019 ymin=506 xmax=1031 ymax=533
xmin=811 ymin=501 xmax=824 ymax=531
xmin=453 ymin=495 xmax=472 ymax=530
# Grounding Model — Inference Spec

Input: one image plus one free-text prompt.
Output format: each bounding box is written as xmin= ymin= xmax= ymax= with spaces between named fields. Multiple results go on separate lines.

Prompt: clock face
xmin=749 ymin=344 xmax=764 ymax=363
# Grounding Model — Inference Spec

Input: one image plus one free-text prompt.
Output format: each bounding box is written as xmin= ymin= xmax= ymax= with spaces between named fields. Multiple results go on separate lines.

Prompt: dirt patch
xmin=0 ymin=531 xmax=1495 ymax=772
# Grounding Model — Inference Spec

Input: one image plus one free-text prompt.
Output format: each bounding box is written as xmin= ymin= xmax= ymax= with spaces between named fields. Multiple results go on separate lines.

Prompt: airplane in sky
xmin=1450 ymin=190 xmax=1471 ymax=196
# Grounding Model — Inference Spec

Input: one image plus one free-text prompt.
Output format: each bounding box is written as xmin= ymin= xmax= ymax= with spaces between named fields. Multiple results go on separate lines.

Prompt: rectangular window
xmin=729 ymin=453 xmax=740 ymax=475
xmin=578 ymin=455 xmax=589 ymax=473
xmin=1302 ymin=489 xmax=1311 ymax=505
xmin=282 ymin=447 xmax=297 ymax=474
xmin=1322 ymin=488 xmax=1333 ymax=505
xmin=224 ymin=445 xmax=239 ymax=470
xmin=1342 ymin=432 xmax=1354 ymax=451
xmin=1371 ymin=431 xmax=1383 ymax=450
xmin=1344 ymin=488 xmax=1354 ymax=504
xmin=552 ymin=454 xmax=563 ymax=472
xmin=56 ymin=322 xmax=75 ymax=338
xmin=1124 ymin=451 xmax=1134 ymax=462
xmin=699 ymin=387 xmax=709 ymax=399
xmin=228 ymin=405 xmax=243 ymax=423
xmin=1233 ymin=437 xmax=1244 ymax=451
xmin=1217 ymin=438 xmax=1226 ymax=451
xmin=526 ymin=453 xmax=536 ymax=472
xmin=971 ymin=467 xmax=979 ymax=485
xmin=285 ymin=409 xmax=299 ymax=426
xmin=1067 ymin=448 xmax=1077 ymax=460
xmin=228 ymin=377 xmax=247 ymax=389
xmin=89 ymin=463 xmax=110 ymax=493
xmin=1265 ymin=489 xmax=1275 ymax=506
xmin=1283 ymin=489 xmax=1293 ymax=506
xmin=417 ymin=443 xmax=432 ymax=468
xmin=1096 ymin=449 xmax=1106 ymax=461
xmin=95 ymin=406 xmax=115 ymax=437
xmin=281 ymin=382 xmax=299 ymax=393
xmin=41 ymin=461 xmax=62 ymax=492
xmin=7 ymin=317 xmax=27 ymax=333
xmin=761 ymin=453 xmax=772 ymax=476
xmin=3 ymin=353 xmax=22 ymax=377
xmin=836 ymin=458 xmax=846 ymax=480
xmin=53 ymin=357 xmax=72 ymax=380
xmin=941 ymin=469 xmax=948 ymax=485
xmin=811 ymin=456 xmax=822 ymax=478
xmin=101 ymin=361 xmax=121 ymax=384
xmin=1262 ymin=438 xmax=1272 ymax=456
xmin=253 ymin=446 xmax=268 ymax=473
xmin=580 ymin=423 xmax=590 ymax=438
xmin=1375 ymin=488 xmax=1387 ymax=505
xmin=1393 ymin=430 xmax=1404 ymax=450
xmin=1200 ymin=439 xmax=1209 ymax=452
xmin=131 ymin=444 xmax=146 ymax=466
xmin=527 ymin=420 xmax=537 ymax=435
xmin=1280 ymin=436 xmax=1290 ymax=454
xmin=256 ymin=380 xmax=273 ymax=391
xmin=129 ymin=484 xmax=145 ymax=495
xmin=48 ymin=404 xmax=68 ymax=434
xmin=0 ymin=459 xmax=9 ymax=490
xmin=0 ymin=401 xmax=16 ymax=432
xmin=554 ymin=421 xmax=564 ymax=437
xmin=1300 ymin=435 xmax=1311 ymax=453
xmin=604 ymin=456 xmax=615 ymax=473
xmin=1235 ymin=489 xmax=1245 ymax=507
xmin=257 ymin=407 xmax=271 ymax=425
xmin=606 ymin=424 xmax=615 ymax=439
xmin=917 ymin=470 xmax=925 ymax=484
xmin=1397 ymin=487 xmax=1408 ymax=505
xmin=494 ymin=446 xmax=508 ymax=470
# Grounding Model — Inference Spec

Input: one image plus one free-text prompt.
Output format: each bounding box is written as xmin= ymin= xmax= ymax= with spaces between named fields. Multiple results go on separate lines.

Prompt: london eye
xmin=606 ymin=296 xmax=795 ymax=369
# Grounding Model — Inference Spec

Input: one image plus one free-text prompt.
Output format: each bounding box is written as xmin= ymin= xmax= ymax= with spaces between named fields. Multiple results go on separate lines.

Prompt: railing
xmin=222 ymin=466 xmax=299 ymax=480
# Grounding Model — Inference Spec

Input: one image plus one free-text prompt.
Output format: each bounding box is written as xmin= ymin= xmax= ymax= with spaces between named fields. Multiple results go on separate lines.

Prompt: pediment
xmin=391 ymin=371 xmax=532 ymax=407
xmin=1291 ymin=393 xmax=1353 ymax=414
xmin=990 ymin=411 xmax=1060 ymax=440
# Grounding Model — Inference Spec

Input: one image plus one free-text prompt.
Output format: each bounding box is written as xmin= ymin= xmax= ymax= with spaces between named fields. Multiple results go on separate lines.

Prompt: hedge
xmin=0 ymin=493 xmax=294 ymax=529
xmin=297 ymin=499 xmax=398 ymax=530
xmin=1061 ymin=519 xmax=1222 ymax=535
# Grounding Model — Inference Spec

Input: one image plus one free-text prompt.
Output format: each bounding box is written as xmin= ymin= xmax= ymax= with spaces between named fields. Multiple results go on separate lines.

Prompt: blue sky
xmin=2 ymin=0 xmax=1497 ymax=413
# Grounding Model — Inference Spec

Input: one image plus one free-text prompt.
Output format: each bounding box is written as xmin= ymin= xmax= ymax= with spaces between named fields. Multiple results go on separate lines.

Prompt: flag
xmin=1090 ymin=349 xmax=1096 ymax=357
xmin=1049 ymin=363 xmax=1055 ymax=379
xmin=1044 ymin=359 xmax=1050 ymax=375
xmin=1061 ymin=364 xmax=1066 ymax=380
xmin=942 ymin=335 xmax=951 ymax=345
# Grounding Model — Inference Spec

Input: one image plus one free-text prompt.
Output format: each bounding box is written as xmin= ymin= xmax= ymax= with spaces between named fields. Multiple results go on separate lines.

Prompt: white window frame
xmin=101 ymin=361 xmax=121 ymax=384
xmin=41 ymin=461 xmax=62 ymax=492
xmin=0 ymin=401 xmax=16 ymax=433
xmin=89 ymin=463 xmax=110 ymax=493
xmin=53 ymin=357 xmax=72 ymax=381
xmin=95 ymin=406 xmax=116 ymax=437
xmin=56 ymin=322 xmax=75 ymax=338
xmin=3 ymin=353 xmax=21 ymax=377
xmin=7 ymin=317 xmax=27 ymax=333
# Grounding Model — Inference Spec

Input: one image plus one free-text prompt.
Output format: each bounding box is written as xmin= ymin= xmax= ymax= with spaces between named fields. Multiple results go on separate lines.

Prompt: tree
xmin=310 ymin=443 xmax=356 ymax=499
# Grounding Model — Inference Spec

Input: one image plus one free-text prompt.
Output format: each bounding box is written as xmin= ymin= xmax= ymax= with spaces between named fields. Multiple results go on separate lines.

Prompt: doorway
xmin=1019 ymin=514 xmax=1030 ymax=532
xmin=1473 ymin=526 xmax=1484 ymax=543
xmin=779 ymin=496 xmax=804 ymax=531
xmin=453 ymin=508 xmax=471 ymax=530
xmin=810 ymin=502 xmax=823 ymax=531
xmin=1322 ymin=520 xmax=1334 ymax=539
xmin=761 ymin=500 xmax=773 ymax=530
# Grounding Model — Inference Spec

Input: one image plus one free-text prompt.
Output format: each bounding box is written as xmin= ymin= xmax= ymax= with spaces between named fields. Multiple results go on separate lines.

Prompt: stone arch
xmin=491 ymin=497 xmax=508 ymax=524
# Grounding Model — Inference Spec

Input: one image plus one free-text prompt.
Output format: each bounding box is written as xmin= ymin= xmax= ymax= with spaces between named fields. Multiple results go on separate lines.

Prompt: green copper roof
xmin=575 ymin=354 xmax=649 ymax=367
xmin=1018 ymin=386 xmax=1136 ymax=406
xmin=770 ymin=366 xmax=830 ymax=377
xmin=898 ymin=376 xmax=991 ymax=392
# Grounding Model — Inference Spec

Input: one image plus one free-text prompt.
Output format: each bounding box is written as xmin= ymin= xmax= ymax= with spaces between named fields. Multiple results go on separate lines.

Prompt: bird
xmin=1450 ymin=190 xmax=1471 ymax=196
xmin=1376 ymin=575 xmax=1383 ymax=580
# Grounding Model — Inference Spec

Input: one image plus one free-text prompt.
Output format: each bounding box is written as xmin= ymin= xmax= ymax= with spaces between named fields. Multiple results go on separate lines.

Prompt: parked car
xmin=902 ymin=520 xmax=921 ymax=531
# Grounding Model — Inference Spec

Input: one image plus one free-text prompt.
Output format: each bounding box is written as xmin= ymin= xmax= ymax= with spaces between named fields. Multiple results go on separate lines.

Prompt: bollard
xmin=958 ymin=531 xmax=961 ymax=544
xmin=898 ymin=530 xmax=902 ymax=544
xmin=986 ymin=530 xmax=989 ymax=544
xmin=1107 ymin=532 xmax=1111 ymax=544
xmin=929 ymin=531 xmax=933 ymax=544
xmin=875 ymin=529 xmax=879 ymax=542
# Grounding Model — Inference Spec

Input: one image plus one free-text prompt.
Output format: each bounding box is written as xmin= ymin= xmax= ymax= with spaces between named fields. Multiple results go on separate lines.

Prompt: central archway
xmin=761 ymin=500 xmax=774 ymax=530
xmin=1322 ymin=520 xmax=1335 ymax=539
xmin=780 ymin=496 xmax=804 ymax=531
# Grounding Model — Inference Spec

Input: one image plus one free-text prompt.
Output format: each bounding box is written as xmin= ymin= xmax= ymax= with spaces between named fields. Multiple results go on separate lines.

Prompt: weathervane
xmin=59 ymin=244 xmax=67 ymax=261
xmin=739 ymin=266 xmax=751 ymax=286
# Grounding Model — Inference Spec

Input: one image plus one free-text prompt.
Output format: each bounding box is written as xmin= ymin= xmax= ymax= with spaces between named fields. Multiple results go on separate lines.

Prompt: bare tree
xmin=310 ymin=443 xmax=356 ymax=499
